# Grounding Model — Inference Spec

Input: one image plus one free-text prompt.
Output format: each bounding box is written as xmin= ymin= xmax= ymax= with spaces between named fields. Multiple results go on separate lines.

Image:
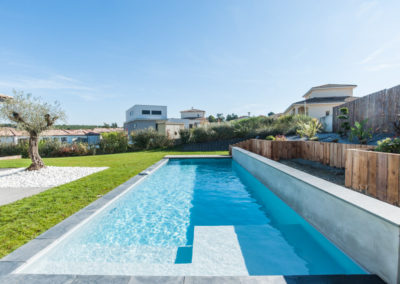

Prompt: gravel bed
xmin=0 ymin=166 xmax=108 ymax=188
xmin=279 ymin=159 xmax=345 ymax=186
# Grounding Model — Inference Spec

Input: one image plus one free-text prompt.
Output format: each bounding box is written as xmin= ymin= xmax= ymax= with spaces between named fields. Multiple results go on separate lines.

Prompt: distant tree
xmin=216 ymin=113 xmax=225 ymax=122
xmin=0 ymin=91 xmax=65 ymax=170
xmin=268 ymin=112 xmax=275 ymax=116
xmin=103 ymin=122 xmax=110 ymax=128
xmin=226 ymin=113 xmax=239 ymax=121
xmin=111 ymin=122 xmax=118 ymax=128
xmin=208 ymin=115 xmax=217 ymax=123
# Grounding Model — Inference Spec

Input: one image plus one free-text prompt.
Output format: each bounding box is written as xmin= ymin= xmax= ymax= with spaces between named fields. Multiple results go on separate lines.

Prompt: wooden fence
xmin=332 ymin=84 xmax=400 ymax=133
xmin=230 ymin=139 xmax=400 ymax=207
xmin=346 ymin=150 xmax=400 ymax=206
xmin=230 ymin=139 xmax=373 ymax=168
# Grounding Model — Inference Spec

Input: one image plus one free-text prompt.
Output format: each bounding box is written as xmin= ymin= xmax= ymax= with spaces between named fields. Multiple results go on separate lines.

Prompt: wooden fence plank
xmin=358 ymin=151 xmax=368 ymax=193
xmin=345 ymin=149 xmax=353 ymax=188
xmin=367 ymin=151 xmax=378 ymax=198
xmin=387 ymin=154 xmax=400 ymax=206
xmin=376 ymin=153 xmax=388 ymax=201
xmin=351 ymin=150 xmax=361 ymax=190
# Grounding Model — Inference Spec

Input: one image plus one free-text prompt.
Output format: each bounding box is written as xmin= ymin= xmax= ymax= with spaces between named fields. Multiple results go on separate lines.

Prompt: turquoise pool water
xmin=19 ymin=159 xmax=366 ymax=275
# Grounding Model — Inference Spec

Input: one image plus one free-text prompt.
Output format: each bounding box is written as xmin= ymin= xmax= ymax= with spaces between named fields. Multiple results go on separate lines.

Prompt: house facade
xmin=283 ymin=84 xmax=358 ymax=131
xmin=124 ymin=105 xmax=206 ymax=139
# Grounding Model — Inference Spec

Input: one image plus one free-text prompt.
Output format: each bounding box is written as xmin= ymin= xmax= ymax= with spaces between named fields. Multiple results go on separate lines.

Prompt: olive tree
xmin=0 ymin=91 xmax=65 ymax=170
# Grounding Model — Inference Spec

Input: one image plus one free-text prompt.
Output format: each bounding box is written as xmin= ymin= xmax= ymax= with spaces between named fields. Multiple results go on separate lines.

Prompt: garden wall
xmin=332 ymin=84 xmax=400 ymax=133
xmin=346 ymin=149 xmax=400 ymax=206
xmin=230 ymin=139 xmax=400 ymax=207
xmin=232 ymin=147 xmax=400 ymax=284
xmin=230 ymin=139 xmax=373 ymax=168
xmin=181 ymin=137 xmax=248 ymax=151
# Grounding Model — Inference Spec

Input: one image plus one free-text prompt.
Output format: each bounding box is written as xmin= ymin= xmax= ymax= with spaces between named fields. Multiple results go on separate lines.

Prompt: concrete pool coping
xmin=232 ymin=147 xmax=400 ymax=284
xmin=0 ymin=154 xmax=384 ymax=283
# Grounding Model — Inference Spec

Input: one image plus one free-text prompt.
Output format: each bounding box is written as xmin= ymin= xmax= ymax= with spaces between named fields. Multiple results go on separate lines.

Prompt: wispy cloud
xmin=360 ymin=47 xmax=385 ymax=64
xmin=0 ymin=75 xmax=95 ymax=91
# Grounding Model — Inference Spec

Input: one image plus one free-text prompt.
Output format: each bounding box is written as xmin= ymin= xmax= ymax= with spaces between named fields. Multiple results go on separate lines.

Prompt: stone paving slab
xmin=0 ymin=187 xmax=51 ymax=206
xmin=0 ymin=274 xmax=385 ymax=284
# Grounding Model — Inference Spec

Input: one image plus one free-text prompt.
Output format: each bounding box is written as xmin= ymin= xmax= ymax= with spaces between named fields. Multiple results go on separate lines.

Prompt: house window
xmin=133 ymin=123 xmax=137 ymax=129
xmin=130 ymin=111 xmax=133 ymax=116
xmin=326 ymin=110 xmax=330 ymax=116
xmin=142 ymin=110 xmax=150 ymax=115
xmin=152 ymin=110 xmax=162 ymax=115
xmin=61 ymin=137 xmax=67 ymax=143
xmin=189 ymin=124 xmax=193 ymax=129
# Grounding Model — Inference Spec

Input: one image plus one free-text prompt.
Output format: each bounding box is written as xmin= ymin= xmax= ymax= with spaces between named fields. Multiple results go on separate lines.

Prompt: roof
xmin=0 ymin=94 xmax=12 ymax=101
xmin=0 ymin=127 xmax=124 ymax=137
xmin=180 ymin=108 xmax=205 ymax=113
xmin=284 ymin=96 xmax=357 ymax=114
xmin=303 ymin=84 xmax=357 ymax=98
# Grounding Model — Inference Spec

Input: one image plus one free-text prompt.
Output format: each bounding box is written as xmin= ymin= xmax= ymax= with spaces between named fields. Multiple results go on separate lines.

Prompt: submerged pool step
xmin=192 ymin=226 xmax=248 ymax=275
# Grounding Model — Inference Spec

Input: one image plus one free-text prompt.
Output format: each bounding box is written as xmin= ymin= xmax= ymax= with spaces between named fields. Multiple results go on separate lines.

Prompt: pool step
xmin=191 ymin=226 xmax=248 ymax=275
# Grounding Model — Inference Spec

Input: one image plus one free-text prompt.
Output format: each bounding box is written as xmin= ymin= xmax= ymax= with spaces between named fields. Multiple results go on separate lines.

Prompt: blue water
xmin=20 ymin=159 xmax=366 ymax=275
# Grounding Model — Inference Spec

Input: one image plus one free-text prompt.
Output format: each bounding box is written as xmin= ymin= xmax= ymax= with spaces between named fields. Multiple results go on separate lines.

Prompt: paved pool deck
xmin=0 ymin=156 xmax=385 ymax=283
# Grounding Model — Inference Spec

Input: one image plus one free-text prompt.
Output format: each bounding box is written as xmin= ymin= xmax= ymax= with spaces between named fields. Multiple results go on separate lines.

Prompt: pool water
xmin=19 ymin=159 xmax=366 ymax=275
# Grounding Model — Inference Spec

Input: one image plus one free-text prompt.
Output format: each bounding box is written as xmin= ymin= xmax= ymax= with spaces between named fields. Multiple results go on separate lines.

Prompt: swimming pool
xmin=18 ymin=158 xmax=366 ymax=276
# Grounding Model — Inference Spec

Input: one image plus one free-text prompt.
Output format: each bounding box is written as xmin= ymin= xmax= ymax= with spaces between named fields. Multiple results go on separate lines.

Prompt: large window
xmin=152 ymin=110 xmax=162 ymax=115
xmin=142 ymin=110 xmax=150 ymax=115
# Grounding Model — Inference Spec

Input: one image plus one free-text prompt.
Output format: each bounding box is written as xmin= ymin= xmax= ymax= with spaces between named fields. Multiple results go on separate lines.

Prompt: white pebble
xmin=0 ymin=166 xmax=108 ymax=188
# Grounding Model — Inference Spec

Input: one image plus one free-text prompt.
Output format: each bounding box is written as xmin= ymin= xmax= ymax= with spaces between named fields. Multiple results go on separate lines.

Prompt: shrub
xmin=190 ymin=127 xmax=213 ymax=143
xmin=338 ymin=107 xmax=350 ymax=137
xmin=131 ymin=129 xmax=173 ymax=150
xmin=296 ymin=118 xmax=323 ymax=140
xmin=349 ymin=119 xmax=372 ymax=144
xmin=210 ymin=124 xmax=235 ymax=140
xmin=179 ymin=129 xmax=191 ymax=144
xmin=265 ymin=135 xmax=275 ymax=141
xmin=99 ymin=132 xmax=128 ymax=154
xmin=375 ymin=138 xmax=400 ymax=154
xmin=39 ymin=139 xmax=62 ymax=157
xmin=0 ymin=143 xmax=23 ymax=157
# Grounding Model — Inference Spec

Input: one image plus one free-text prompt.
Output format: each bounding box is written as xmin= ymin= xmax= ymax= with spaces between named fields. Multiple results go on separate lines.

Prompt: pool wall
xmin=232 ymin=147 xmax=400 ymax=284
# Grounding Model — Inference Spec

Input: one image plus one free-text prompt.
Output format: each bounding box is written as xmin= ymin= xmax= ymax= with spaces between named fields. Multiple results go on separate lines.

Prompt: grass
xmin=0 ymin=150 xmax=228 ymax=258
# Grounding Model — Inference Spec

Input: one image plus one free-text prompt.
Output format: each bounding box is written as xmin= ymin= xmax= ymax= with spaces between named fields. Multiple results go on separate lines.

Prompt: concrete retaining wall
xmin=232 ymin=147 xmax=400 ymax=284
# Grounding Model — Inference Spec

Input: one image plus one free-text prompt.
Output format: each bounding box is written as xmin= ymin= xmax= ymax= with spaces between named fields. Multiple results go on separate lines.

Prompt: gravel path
xmin=0 ymin=166 xmax=108 ymax=206
xmin=0 ymin=166 xmax=108 ymax=188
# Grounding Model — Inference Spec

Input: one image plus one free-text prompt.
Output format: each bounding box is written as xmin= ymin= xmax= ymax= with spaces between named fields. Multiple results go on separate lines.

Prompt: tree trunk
xmin=27 ymin=134 xmax=45 ymax=171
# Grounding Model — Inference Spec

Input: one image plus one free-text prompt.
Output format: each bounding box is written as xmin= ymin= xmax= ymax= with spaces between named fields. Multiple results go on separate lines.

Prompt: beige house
xmin=156 ymin=121 xmax=185 ymax=139
xmin=284 ymin=84 xmax=358 ymax=131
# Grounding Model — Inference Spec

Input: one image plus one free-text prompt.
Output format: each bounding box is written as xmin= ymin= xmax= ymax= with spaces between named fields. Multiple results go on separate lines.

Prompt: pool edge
xmin=0 ymin=158 xmax=169 ymax=275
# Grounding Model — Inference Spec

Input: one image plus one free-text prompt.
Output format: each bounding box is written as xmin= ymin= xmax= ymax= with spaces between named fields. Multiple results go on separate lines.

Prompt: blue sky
xmin=0 ymin=0 xmax=399 ymax=126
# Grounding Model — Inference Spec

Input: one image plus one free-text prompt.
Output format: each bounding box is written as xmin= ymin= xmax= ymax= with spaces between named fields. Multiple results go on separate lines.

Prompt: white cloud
xmin=0 ymin=75 xmax=94 ymax=91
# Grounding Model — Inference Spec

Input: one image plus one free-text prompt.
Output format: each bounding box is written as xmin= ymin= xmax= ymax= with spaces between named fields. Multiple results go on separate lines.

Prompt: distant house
xmin=124 ymin=105 xmax=168 ymax=134
xmin=0 ymin=94 xmax=12 ymax=102
xmin=0 ymin=127 xmax=123 ymax=145
xmin=283 ymin=84 xmax=358 ymax=131
xmin=124 ymin=105 xmax=206 ymax=139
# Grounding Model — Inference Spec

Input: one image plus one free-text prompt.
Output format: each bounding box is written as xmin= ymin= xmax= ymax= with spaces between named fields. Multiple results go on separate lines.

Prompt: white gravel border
xmin=0 ymin=166 xmax=108 ymax=188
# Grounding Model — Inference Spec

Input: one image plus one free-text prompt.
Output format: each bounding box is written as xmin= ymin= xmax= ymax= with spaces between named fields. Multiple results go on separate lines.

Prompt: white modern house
xmin=283 ymin=84 xmax=358 ymax=131
xmin=124 ymin=105 xmax=207 ymax=139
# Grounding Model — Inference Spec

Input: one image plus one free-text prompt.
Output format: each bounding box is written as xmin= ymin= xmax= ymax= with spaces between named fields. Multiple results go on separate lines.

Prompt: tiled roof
xmin=0 ymin=127 xmax=124 ymax=137
xmin=293 ymin=96 xmax=356 ymax=105
xmin=0 ymin=94 xmax=12 ymax=101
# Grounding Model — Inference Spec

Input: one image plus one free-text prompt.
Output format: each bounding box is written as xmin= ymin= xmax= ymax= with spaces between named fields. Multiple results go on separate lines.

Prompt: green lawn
xmin=0 ymin=150 xmax=228 ymax=258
